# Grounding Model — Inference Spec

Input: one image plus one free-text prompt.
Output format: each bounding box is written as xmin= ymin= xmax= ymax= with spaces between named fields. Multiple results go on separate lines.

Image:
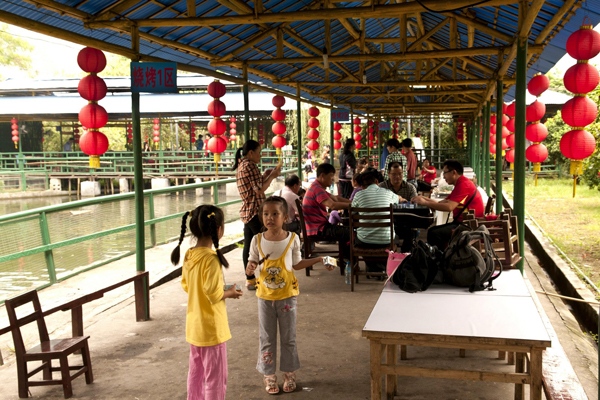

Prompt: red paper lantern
xmin=207 ymin=136 xmax=227 ymax=153
xmin=564 ymin=63 xmax=599 ymax=94
xmin=78 ymin=75 xmax=107 ymax=101
xmin=12 ymin=136 xmax=18 ymax=143
xmin=369 ymin=141 xmax=374 ymax=147
xmin=307 ymin=129 xmax=320 ymax=140
xmin=230 ymin=135 xmax=237 ymax=141
xmin=353 ymin=125 xmax=362 ymax=134
xmin=526 ymin=123 xmax=548 ymax=142
xmin=368 ymin=120 xmax=374 ymax=127
xmin=368 ymin=127 xmax=374 ymax=134
xmin=526 ymin=144 xmax=548 ymax=163
xmin=333 ymin=132 xmax=342 ymax=140
xmin=490 ymin=134 xmax=497 ymax=145
xmin=207 ymin=118 xmax=227 ymax=136
xmin=272 ymin=95 xmax=286 ymax=108
xmin=230 ymin=122 xmax=236 ymax=129
xmin=208 ymin=99 xmax=226 ymax=117
xmin=353 ymin=117 xmax=360 ymax=125
xmin=153 ymin=118 xmax=159 ymax=124
xmin=506 ymin=103 xmax=516 ymax=118
xmin=526 ymin=100 xmax=546 ymax=122
xmin=272 ymin=121 xmax=286 ymax=135
xmin=333 ymin=122 xmax=342 ymax=131
xmin=207 ymin=80 xmax=226 ymax=98
xmin=368 ymin=134 xmax=374 ymax=141
xmin=79 ymin=103 xmax=108 ymax=129
xmin=80 ymin=130 xmax=109 ymax=156
xmin=308 ymin=118 xmax=320 ymax=129
xmin=153 ymin=124 xmax=160 ymax=130
xmin=334 ymin=141 xmax=342 ymax=150
xmin=12 ymin=129 xmax=19 ymax=136
xmin=490 ymin=115 xmax=497 ymax=125
xmin=77 ymin=47 xmax=106 ymax=73
xmin=353 ymin=134 xmax=362 ymax=142
xmin=502 ymin=138 xmax=508 ymax=150
xmin=272 ymin=135 xmax=286 ymax=148
xmin=561 ymin=96 xmax=598 ymax=127
xmin=307 ymin=140 xmax=319 ymax=150
xmin=230 ymin=129 xmax=236 ymax=135
xmin=566 ymin=24 xmax=600 ymax=60
xmin=560 ymin=129 xmax=596 ymax=160
xmin=490 ymin=125 xmax=496 ymax=135
xmin=506 ymin=118 xmax=516 ymax=133
xmin=308 ymin=107 xmax=320 ymax=117
xmin=11 ymin=118 xmax=17 ymax=124
xmin=506 ymin=133 xmax=515 ymax=148
xmin=490 ymin=144 xmax=496 ymax=154
xmin=502 ymin=115 xmax=509 ymax=125
xmin=505 ymin=149 xmax=515 ymax=163
xmin=356 ymin=142 xmax=362 ymax=150
xmin=528 ymin=74 xmax=550 ymax=97
xmin=500 ymin=126 xmax=509 ymax=138
xmin=153 ymin=136 xmax=160 ymax=143
xmin=272 ymin=108 xmax=286 ymax=121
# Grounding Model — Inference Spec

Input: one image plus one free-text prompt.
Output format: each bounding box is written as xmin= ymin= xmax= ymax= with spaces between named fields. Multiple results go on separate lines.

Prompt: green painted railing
xmin=0 ymin=169 xmax=295 ymax=302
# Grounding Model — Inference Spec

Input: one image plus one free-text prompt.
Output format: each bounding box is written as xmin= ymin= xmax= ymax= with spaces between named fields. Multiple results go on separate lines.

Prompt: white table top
xmin=383 ymin=269 xmax=530 ymax=297
xmin=363 ymin=291 xmax=551 ymax=344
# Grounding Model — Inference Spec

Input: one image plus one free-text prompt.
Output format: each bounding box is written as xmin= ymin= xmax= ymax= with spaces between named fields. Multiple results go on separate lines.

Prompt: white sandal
xmin=283 ymin=372 xmax=296 ymax=393
xmin=263 ymin=374 xmax=279 ymax=395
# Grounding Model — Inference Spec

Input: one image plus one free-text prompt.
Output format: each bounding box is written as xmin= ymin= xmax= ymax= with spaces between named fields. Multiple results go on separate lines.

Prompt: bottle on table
xmin=345 ymin=262 xmax=351 ymax=285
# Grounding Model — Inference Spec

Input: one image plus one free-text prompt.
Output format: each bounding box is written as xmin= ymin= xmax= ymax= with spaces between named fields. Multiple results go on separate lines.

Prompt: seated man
xmin=379 ymin=162 xmax=417 ymax=252
xmin=274 ymin=174 xmax=302 ymax=235
xmin=412 ymin=159 xmax=484 ymax=250
xmin=352 ymin=168 xmax=400 ymax=273
xmin=302 ymin=163 xmax=352 ymax=255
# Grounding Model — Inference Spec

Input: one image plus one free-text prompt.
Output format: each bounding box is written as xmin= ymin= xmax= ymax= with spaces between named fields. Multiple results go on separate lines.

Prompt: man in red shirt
xmin=412 ymin=160 xmax=484 ymax=250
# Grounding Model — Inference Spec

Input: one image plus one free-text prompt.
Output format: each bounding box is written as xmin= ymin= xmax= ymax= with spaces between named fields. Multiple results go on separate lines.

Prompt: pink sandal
xmin=283 ymin=372 xmax=296 ymax=393
xmin=263 ymin=375 xmax=279 ymax=395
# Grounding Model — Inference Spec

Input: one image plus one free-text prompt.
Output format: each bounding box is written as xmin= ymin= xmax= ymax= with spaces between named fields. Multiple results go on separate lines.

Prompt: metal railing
xmin=0 ymin=167 xmax=295 ymax=302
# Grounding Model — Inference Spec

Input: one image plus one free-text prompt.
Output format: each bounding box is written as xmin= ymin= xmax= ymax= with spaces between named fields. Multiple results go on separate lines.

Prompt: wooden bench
xmin=467 ymin=218 xmax=521 ymax=269
xmin=0 ymin=271 xmax=150 ymax=365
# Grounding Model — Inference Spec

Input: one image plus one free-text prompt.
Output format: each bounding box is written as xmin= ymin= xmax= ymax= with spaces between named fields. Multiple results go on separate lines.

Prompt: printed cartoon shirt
xmin=249 ymin=233 xmax=301 ymax=301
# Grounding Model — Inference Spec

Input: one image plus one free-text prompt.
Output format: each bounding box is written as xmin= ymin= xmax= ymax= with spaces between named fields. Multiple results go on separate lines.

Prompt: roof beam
xmin=328 ymin=88 xmax=484 ymax=97
xmin=277 ymin=78 xmax=516 ymax=87
xmin=85 ymin=0 xmax=519 ymax=29
xmin=186 ymin=0 xmax=196 ymax=17
xmin=442 ymin=11 xmax=514 ymax=44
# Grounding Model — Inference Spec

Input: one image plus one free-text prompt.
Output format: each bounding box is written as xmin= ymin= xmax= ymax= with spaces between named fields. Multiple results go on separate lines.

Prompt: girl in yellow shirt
xmin=171 ymin=205 xmax=243 ymax=400
xmin=246 ymin=196 xmax=333 ymax=394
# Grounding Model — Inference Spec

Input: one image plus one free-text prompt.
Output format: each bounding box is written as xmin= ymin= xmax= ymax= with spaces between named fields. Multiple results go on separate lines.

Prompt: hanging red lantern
xmin=207 ymin=118 xmax=227 ymax=136
xmin=566 ymin=23 xmax=600 ymax=60
xmin=490 ymin=115 xmax=497 ymax=125
xmin=272 ymin=135 xmax=286 ymax=148
xmin=353 ymin=125 xmax=362 ymax=134
xmin=561 ymin=96 xmax=598 ymax=127
xmin=502 ymin=115 xmax=509 ymax=125
xmin=490 ymin=134 xmax=497 ymax=145
xmin=526 ymin=123 xmax=548 ymax=143
xmin=208 ymin=99 xmax=226 ymax=117
xmin=79 ymin=130 xmax=109 ymax=168
xmin=501 ymin=138 xmax=508 ymax=150
xmin=272 ymin=122 xmax=286 ymax=136
xmin=307 ymin=140 xmax=319 ymax=151
xmin=207 ymin=80 xmax=226 ymax=98
xmin=207 ymin=136 xmax=227 ymax=153
xmin=490 ymin=125 xmax=496 ymax=135
xmin=272 ymin=95 xmax=286 ymax=108
xmin=333 ymin=132 xmax=342 ymax=141
xmin=560 ymin=129 xmax=596 ymax=162
xmin=353 ymin=134 xmax=362 ymax=142
xmin=306 ymin=107 xmax=320 ymax=154
xmin=306 ymin=129 xmax=318 ymax=140
xmin=564 ymin=63 xmax=599 ymax=94
xmin=333 ymin=122 xmax=342 ymax=131
xmin=356 ymin=142 xmax=362 ymax=150
xmin=490 ymin=144 xmax=496 ymax=154
xmin=527 ymin=74 xmax=550 ymax=97
xmin=10 ymin=118 xmax=19 ymax=148
xmin=271 ymin=96 xmax=287 ymax=155
xmin=353 ymin=117 xmax=360 ymax=125
xmin=308 ymin=106 xmax=320 ymax=117
xmin=506 ymin=133 xmax=516 ymax=148
xmin=506 ymin=103 xmax=516 ymax=118
xmin=272 ymin=108 xmax=286 ymax=122
xmin=500 ymin=126 xmax=509 ymax=138
xmin=505 ymin=148 xmax=515 ymax=164
xmin=77 ymin=47 xmax=106 ymax=73
xmin=526 ymin=100 xmax=546 ymax=122
xmin=506 ymin=118 xmax=516 ymax=133
xmin=308 ymin=118 xmax=320 ymax=129
xmin=526 ymin=144 xmax=548 ymax=165
xmin=207 ymin=81 xmax=227 ymax=170
xmin=78 ymin=75 xmax=107 ymax=102
xmin=334 ymin=141 xmax=342 ymax=150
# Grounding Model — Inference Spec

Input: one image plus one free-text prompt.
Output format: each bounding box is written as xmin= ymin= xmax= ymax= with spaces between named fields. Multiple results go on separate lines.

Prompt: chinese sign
xmin=131 ymin=62 xmax=177 ymax=93
xmin=379 ymin=122 xmax=391 ymax=130
xmin=331 ymin=109 xmax=350 ymax=122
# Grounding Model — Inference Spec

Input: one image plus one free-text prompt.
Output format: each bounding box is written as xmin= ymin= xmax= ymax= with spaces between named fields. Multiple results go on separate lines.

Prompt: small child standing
xmin=246 ymin=196 xmax=333 ymax=394
xmin=171 ymin=205 xmax=243 ymax=400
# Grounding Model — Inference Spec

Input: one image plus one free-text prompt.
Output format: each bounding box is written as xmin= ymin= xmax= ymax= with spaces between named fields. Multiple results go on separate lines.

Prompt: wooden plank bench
xmin=0 ymin=271 xmax=149 ymax=365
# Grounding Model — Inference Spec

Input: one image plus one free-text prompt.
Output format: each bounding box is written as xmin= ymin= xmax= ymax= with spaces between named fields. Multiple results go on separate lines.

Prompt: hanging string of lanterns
xmin=229 ymin=116 xmax=237 ymax=145
xmin=333 ymin=122 xmax=342 ymax=150
xmin=191 ymin=122 xmax=197 ymax=145
xmin=207 ymin=80 xmax=228 ymax=173
xmin=77 ymin=47 xmax=109 ymax=169
xmin=307 ymin=106 xmax=320 ymax=151
xmin=152 ymin=118 xmax=160 ymax=148
xmin=368 ymin=120 xmax=375 ymax=149
xmin=457 ymin=118 xmax=464 ymax=143
xmin=353 ymin=117 xmax=362 ymax=151
xmin=504 ymin=102 xmax=516 ymax=173
xmin=11 ymin=118 xmax=19 ymax=149
xmin=126 ymin=124 xmax=133 ymax=144
xmin=272 ymin=95 xmax=287 ymax=159
xmin=258 ymin=122 xmax=264 ymax=145
xmin=560 ymin=19 xmax=599 ymax=197
xmin=526 ymin=73 xmax=550 ymax=186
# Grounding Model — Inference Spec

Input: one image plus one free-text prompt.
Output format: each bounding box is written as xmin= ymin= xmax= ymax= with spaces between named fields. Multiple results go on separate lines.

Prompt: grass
xmin=504 ymin=177 xmax=600 ymax=288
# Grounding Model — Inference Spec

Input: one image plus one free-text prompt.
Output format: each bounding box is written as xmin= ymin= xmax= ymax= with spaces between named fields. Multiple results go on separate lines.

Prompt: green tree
xmin=0 ymin=23 xmax=34 ymax=79
xmin=546 ymin=68 xmax=570 ymax=96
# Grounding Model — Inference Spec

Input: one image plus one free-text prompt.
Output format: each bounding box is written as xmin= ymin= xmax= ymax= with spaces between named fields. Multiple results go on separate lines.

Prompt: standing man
xmin=402 ymin=138 xmax=418 ymax=189
xmin=382 ymin=139 xmax=407 ymax=181
xmin=412 ymin=160 xmax=484 ymax=250
xmin=63 ymin=137 xmax=74 ymax=152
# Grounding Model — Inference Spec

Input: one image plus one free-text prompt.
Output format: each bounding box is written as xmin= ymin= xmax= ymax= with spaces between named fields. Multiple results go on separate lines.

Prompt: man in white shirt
xmin=274 ymin=174 xmax=301 ymax=234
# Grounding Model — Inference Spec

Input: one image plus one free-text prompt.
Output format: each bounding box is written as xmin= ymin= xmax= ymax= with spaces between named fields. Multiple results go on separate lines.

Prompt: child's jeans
xmin=256 ymin=297 xmax=300 ymax=375
xmin=188 ymin=342 xmax=227 ymax=400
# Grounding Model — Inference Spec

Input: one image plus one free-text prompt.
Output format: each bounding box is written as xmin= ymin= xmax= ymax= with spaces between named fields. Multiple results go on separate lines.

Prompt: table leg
xmin=71 ymin=305 xmax=84 ymax=355
xmin=514 ymin=352 xmax=525 ymax=400
xmin=498 ymin=351 xmax=506 ymax=360
xmin=529 ymin=348 xmax=543 ymax=400
xmin=370 ymin=340 xmax=382 ymax=400
xmin=507 ymin=351 xmax=515 ymax=365
xmin=400 ymin=345 xmax=407 ymax=360
xmin=385 ymin=344 xmax=397 ymax=400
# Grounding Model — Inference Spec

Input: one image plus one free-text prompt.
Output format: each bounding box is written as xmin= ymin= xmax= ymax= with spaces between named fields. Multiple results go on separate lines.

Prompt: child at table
xmin=246 ymin=196 xmax=332 ymax=394
xmin=329 ymin=173 xmax=362 ymax=225
xmin=171 ymin=205 xmax=243 ymax=400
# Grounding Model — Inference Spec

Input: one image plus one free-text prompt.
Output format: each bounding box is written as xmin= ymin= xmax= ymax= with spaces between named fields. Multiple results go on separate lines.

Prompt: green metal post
xmin=330 ymin=110 xmax=334 ymax=165
xmin=18 ymin=138 xmax=26 ymax=191
xmin=148 ymin=194 xmax=156 ymax=247
xmin=39 ymin=212 xmax=57 ymax=284
xmin=496 ymin=80 xmax=504 ymax=214
xmin=297 ymin=90 xmax=302 ymax=179
xmin=244 ymin=68 xmax=250 ymax=143
xmin=468 ymin=122 xmax=474 ymax=168
xmin=132 ymin=92 xmax=146 ymax=273
xmin=484 ymin=101 xmax=491 ymax=196
xmin=514 ymin=36 xmax=528 ymax=273
xmin=474 ymin=118 xmax=480 ymax=183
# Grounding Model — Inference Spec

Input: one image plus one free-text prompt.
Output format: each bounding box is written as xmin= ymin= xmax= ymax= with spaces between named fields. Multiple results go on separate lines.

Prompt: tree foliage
xmin=0 ymin=23 xmax=34 ymax=79
xmin=546 ymin=67 xmax=570 ymax=96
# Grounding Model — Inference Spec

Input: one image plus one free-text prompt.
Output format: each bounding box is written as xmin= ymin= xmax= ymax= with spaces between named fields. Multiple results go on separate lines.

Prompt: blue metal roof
xmin=0 ymin=0 xmax=599 ymax=117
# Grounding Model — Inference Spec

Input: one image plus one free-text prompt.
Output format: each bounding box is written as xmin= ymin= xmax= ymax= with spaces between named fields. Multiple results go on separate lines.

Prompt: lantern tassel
xmin=89 ymin=155 xmax=100 ymax=169
xmin=214 ymin=153 xmax=220 ymax=175
xmin=535 ymin=173 xmax=538 ymax=187
xmin=573 ymin=176 xmax=577 ymax=198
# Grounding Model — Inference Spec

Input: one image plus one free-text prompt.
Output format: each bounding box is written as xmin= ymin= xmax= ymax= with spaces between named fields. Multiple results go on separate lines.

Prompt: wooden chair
xmin=295 ymin=199 xmax=344 ymax=276
xmin=348 ymin=205 xmax=395 ymax=291
xmin=5 ymin=290 xmax=93 ymax=399
xmin=467 ymin=217 xmax=521 ymax=269
xmin=484 ymin=194 xmax=496 ymax=215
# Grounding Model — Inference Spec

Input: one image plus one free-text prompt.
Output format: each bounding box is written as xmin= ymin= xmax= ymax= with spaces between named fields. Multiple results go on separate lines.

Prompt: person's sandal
xmin=263 ymin=374 xmax=279 ymax=395
xmin=283 ymin=372 xmax=296 ymax=393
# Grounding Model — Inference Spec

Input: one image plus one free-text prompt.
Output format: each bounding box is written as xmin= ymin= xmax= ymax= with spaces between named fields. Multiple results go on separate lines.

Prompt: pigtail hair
xmin=231 ymin=148 xmax=244 ymax=171
xmin=170 ymin=211 xmax=189 ymax=265
xmin=208 ymin=213 xmax=230 ymax=268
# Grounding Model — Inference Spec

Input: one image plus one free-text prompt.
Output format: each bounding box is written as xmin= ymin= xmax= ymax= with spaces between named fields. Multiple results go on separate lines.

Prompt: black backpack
xmin=391 ymin=240 xmax=441 ymax=293
xmin=443 ymin=225 xmax=501 ymax=292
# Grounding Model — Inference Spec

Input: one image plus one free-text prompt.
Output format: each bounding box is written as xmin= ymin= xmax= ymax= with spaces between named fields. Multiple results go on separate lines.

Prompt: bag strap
xmin=447 ymin=188 xmax=477 ymax=223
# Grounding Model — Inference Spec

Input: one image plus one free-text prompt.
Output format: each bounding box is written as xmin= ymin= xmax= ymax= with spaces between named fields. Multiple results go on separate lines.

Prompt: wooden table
xmin=363 ymin=272 xmax=551 ymax=400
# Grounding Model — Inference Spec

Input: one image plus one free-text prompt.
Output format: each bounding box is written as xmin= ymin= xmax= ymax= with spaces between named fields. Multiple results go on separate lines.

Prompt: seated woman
xmin=417 ymin=158 xmax=436 ymax=193
xmin=351 ymin=168 xmax=400 ymax=275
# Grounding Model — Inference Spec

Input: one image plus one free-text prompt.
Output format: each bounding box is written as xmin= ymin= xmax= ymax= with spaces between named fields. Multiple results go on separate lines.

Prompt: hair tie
xmin=187 ymin=211 xmax=192 ymax=217
xmin=208 ymin=212 xmax=216 ymax=218
xmin=215 ymin=246 xmax=219 ymax=250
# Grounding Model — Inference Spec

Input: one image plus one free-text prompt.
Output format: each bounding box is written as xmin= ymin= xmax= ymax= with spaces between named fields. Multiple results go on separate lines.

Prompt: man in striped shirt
xmin=382 ymin=138 xmax=408 ymax=181
xmin=302 ymin=164 xmax=351 ymax=253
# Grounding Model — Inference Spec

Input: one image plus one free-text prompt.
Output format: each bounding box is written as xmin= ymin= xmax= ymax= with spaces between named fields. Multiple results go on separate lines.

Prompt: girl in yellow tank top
xmin=246 ymin=196 xmax=334 ymax=394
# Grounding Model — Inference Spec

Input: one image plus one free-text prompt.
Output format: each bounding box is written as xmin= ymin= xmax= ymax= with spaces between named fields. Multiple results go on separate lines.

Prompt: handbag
xmin=344 ymin=161 xmax=354 ymax=179
xmin=385 ymin=249 xmax=409 ymax=278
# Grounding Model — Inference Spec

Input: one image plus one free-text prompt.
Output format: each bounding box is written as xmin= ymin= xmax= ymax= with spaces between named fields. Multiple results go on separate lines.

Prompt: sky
xmin=1 ymin=22 xmax=600 ymax=81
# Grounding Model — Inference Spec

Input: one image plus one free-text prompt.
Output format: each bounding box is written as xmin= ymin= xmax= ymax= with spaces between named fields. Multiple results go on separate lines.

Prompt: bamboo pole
xmin=484 ymin=101 xmax=491 ymax=196
xmin=496 ymin=80 xmax=504 ymax=214
xmin=278 ymin=79 xmax=517 ymax=87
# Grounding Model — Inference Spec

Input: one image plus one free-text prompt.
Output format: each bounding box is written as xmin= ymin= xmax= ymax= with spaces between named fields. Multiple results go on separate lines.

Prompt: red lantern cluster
xmin=126 ymin=124 xmax=132 ymax=144
xmin=503 ymin=102 xmax=516 ymax=169
xmin=392 ymin=118 xmax=398 ymax=139
xmin=272 ymin=95 xmax=287 ymax=154
xmin=77 ymin=47 xmax=109 ymax=168
xmin=368 ymin=120 xmax=375 ymax=148
xmin=258 ymin=123 xmax=264 ymax=145
xmin=10 ymin=118 xmax=19 ymax=148
xmin=152 ymin=118 xmax=160 ymax=145
xmin=353 ymin=117 xmax=362 ymax=150
xmin=333 ymin=122 xmax=342 ymax=150
xmin=526 ymin=74 xmax=550 ymax=176
xmin=229 ymin=116 xmax=237 ymax=143
xmin=207 ymin=80 xmax=228 ymax=169
xmin=561 ymin=20 xmax=599 ymax=192
xmin=307 ymin=106 xmax=320 ymax=151
xmin=191 ymin=122 xmax=198 ymax=144
xmin=457 ymin=119 xmax=464 ymax=142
